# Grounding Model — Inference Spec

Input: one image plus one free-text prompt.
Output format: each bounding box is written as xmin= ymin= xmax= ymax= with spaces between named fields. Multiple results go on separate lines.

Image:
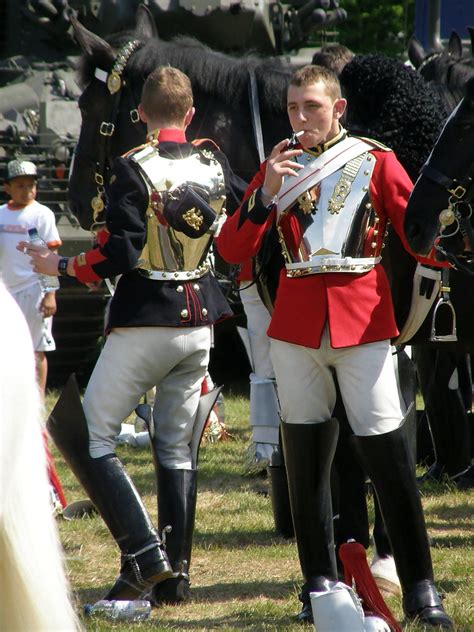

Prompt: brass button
xmin=365 ymin=203 xmax=372 ymax=210
xmin=180 ymin=309 xmax=189 ymax=318
xmin=193 ymin=284 xmax=200 ymax=291
xmin=176 ymin=285 xmax=184 ymax=293
xmin=202 ymin=308 xmax=208 ymax=317
xmin=371 ymin=242 xmax=377 ymax=248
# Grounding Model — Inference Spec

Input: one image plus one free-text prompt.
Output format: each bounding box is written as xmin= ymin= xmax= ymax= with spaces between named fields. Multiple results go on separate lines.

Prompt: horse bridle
xmin=419 ymin=156 xmax=474 ymax=341
xmin=421 ymin=159 xmax=474 ymax=272
xmin=85 ymin=39 xmax=144 ymax=226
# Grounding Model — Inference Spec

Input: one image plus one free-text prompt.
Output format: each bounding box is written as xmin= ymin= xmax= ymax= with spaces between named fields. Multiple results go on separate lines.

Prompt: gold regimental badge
xmin=107 ymin=71 xmax=122 ymax=95
xmin=183 ymin=208 xmax=203 ymax=231
xmin=297 ymin=184 xmax=321 ymax=214
xmin=328 ymin=179 xmax=351 ymax=215
xmin=328 ymin=153 xmax=367 ymax=215
xmin=439 ymin=206 xmax=456 ymax=226
xmin=298 ymin=190 xmax=314 ymax=214
xmin=91 ymin=195 xmax=105 ymax=219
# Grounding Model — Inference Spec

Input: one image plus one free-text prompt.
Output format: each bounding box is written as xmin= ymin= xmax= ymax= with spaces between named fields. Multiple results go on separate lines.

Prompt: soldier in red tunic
xmin=217 ymin=65 xmax=453 ymax=629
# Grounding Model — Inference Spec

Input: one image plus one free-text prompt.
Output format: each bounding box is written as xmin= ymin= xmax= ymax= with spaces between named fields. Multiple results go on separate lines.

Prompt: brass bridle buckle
xmin=100 ymin=121 xmax=115 ymax=137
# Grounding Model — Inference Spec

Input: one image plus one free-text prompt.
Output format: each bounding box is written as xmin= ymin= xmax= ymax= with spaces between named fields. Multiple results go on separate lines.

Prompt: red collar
xmin=147 ymin=128 xmax=187 ymax=144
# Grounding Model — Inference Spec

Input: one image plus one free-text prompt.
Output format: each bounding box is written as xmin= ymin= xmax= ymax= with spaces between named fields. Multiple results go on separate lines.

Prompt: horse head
xmin=68 ymin=3 xmax=292 ymax=231
xmin=405 ymin=76 xmax=474 ymax=257
xmin=68 ymin=5 xmax=155 ymax=229
xmin=408 ymin=31 xmax=474 ymax=115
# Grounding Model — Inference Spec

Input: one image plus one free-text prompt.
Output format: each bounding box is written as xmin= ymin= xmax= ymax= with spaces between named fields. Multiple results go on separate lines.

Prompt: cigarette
xmin=287 ymin=130 xmax=305 ymax=147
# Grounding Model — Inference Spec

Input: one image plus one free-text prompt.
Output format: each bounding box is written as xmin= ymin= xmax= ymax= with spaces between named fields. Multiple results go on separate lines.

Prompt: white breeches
xmin=84 ymin=326 xmax=211 ymax=468
xmin=239 ymin=282 xmax=274 ymax=379
xmin=270 ymin=326 xmax=403 ymax=436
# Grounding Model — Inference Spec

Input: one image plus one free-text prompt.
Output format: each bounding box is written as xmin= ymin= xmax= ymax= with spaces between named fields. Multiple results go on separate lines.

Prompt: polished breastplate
xmin=277 ymin=151 xmax=381 ymax=276
xmin=131 ymin=145 xmax=226 ymax=279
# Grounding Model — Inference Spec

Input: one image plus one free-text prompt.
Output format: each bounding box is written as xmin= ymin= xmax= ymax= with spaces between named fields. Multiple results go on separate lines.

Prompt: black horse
xmin=408 ymin=29 xmax=474 ymax=115
xmin=405 ymin=76 xmax=474 ymax=258
xmin=68 ymin=4 xmax=292 ymax=230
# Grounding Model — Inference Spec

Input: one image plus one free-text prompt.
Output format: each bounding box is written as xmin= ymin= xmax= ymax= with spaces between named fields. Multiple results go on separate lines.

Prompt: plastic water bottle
xmin=27 ymin=228 xmax=60 ymax=292
xmin=215 ymin=391 xmax=225 ymax=425
xmin=83 ymin=599 xmax=151 ymax=621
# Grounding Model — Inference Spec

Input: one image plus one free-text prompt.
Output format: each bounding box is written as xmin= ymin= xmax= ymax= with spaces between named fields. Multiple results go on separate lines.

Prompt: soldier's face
xmin=287 ymin=81 xmax=346 ymax=150
xmin=5 ymin=176 xmax=37 ymax=207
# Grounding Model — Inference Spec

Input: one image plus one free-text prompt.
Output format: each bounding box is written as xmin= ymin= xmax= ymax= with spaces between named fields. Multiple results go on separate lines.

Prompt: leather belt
xmin=285 ymin=256 xmax=381 ymax=277
xmin=136 ymin=263 xmax=210 ymax=281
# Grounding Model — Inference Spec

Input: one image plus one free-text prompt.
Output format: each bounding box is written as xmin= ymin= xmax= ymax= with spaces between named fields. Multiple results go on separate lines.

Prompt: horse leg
xmin=415 ymin=347 xmax=472 ymax=481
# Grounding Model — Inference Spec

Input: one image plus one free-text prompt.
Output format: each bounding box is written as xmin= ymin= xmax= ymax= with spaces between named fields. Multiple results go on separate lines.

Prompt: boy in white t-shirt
xmin=0 ymin=160 xmax=62 ymax=397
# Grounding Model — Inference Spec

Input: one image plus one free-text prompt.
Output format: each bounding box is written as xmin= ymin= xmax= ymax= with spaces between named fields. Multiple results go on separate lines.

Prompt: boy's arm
xmin=40 ymin=291 xmax=57 ymax=317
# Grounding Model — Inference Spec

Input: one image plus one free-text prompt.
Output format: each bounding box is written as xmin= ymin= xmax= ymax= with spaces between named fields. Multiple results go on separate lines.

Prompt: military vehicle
xmin=0 ymin=0 xmax=346 ymax=385
xmin=0 ymin=55 xmax=109 ymax=383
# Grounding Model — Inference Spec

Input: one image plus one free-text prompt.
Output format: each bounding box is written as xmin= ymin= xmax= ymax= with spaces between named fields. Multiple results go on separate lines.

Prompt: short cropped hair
xmin=289 ymin=65 xmax=342 ymax=101
xmin=141 ymin=66 xmax=193 ymax=124
xmin=311 ymin=44 xmax=354 ymax=76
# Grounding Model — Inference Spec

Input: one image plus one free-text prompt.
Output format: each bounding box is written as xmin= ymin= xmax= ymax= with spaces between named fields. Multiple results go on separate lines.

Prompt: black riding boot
xmin=352 ymin=424 xmax=454 ymax=629
xmin=281 ymin=419 xmax=339 ymax=624
xmin=47 ymin=374 xmax=172 ymax=600
xmin=151 ymin=466 xmax=198 ymax=604
xmin=267 ymin=429 xmax=294 ymax=539
xmin=139 ymin=388 xmax=222 ymax=606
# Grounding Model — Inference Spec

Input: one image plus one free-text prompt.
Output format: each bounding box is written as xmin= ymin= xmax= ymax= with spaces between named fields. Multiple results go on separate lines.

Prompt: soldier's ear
xmin=334 ymin=98 xmax=347 ymax=120
xmin=184 ymin=107 xmax=195 ymax=128
xmin=138 ymin=103 xmax=148 ymax=124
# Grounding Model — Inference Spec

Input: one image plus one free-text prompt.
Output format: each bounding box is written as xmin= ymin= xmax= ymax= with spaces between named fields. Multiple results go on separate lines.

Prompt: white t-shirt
xmin=0 ymin=200 xmax=61 ymax=292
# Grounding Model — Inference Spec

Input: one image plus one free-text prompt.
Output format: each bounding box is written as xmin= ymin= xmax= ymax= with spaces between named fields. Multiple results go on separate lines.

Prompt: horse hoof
xmin=370 ymin=553 xmax=401 ymax=597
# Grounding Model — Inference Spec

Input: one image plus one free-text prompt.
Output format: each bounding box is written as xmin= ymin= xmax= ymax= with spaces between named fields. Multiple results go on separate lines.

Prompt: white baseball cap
xmin=6 ymin=159 xmax=37 ymax=181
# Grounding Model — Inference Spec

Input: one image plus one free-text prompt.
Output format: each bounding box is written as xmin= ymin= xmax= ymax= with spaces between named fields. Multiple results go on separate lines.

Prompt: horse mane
xmin=340 ymin=54 xmax=446 ymax=180
xmin=77 ymin=32 xmax=292 ymax=114
xmin=0 ymin=280 xmax=80 ymax=631
xmin=416 ymin=41 xmax=474 ymax=115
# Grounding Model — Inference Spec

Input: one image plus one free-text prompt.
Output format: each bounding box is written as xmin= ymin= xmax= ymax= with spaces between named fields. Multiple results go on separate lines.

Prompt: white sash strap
xmin=277 ymin=137 xmax=373 ymax=214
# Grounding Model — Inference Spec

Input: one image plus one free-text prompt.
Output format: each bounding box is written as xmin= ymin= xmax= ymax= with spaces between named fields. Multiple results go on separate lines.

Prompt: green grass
xmin=45 ymin=390 xmax=474 ymax=631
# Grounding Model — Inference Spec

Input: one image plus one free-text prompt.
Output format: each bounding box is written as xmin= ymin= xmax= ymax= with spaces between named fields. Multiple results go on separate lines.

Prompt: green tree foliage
xmin=337 ymin=0 xmax=416 ymax=56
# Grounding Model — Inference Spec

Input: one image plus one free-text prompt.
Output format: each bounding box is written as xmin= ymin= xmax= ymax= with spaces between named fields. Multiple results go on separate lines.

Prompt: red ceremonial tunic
xmin=217 ymin=145 xmax=440 ymax=349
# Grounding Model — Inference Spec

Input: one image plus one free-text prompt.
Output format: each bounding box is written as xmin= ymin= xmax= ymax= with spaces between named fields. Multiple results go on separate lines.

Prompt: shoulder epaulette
xmin=122 ymin=142 xmax=149 ymax=159
xmin=355 ymin=136 xmax=392 ymax=152
xmin=192 ymin=138 xmax=220 ymax=151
